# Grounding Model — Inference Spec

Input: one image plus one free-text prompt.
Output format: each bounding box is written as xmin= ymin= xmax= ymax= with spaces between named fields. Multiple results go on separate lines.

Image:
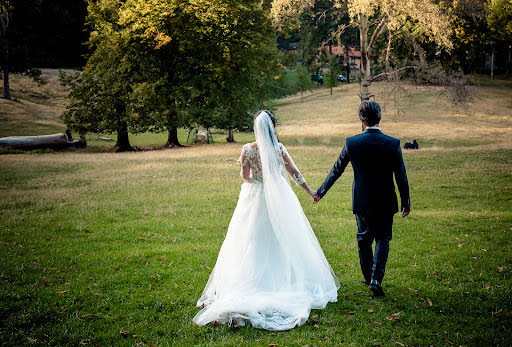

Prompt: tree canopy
xmin=62 ymin=0 xmax=281 ymax=150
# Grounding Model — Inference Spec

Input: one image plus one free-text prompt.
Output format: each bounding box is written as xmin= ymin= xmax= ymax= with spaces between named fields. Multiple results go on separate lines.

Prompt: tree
xmin=271 ymin=0 xmax=453 ymax=100
xmin=201 ymin=0 xmax=281 ymax=142
xmin=445 ymin=0 xmax=488 ymax=74
xmin=487 ymin=0 xmax=512 ymax=74
xmin=487 ymin=0 xmax=512 ymax=42
xmin=117 ymin=0 xmax=202 ymax=148
xmin=0 ymin=0 xmax=45 ymax=100
xmin=118 ymin=0 xmax=280 ymax=144
xmin=62 ymin=0 xmax=156 ymax=151
xmin=296 ymin=64 xmax=313 ymax=100
xmin=325 ymin=52 xmax=339 ymax=94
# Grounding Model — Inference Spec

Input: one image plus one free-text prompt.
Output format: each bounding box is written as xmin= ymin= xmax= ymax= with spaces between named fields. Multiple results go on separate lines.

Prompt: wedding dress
xmin=193 ymin=112 xmax=340 ymax=331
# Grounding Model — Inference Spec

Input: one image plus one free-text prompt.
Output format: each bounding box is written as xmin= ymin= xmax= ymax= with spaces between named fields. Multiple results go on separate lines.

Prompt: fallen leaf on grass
xmin=43 ymin=280 xmax=51 ymax=286
xmin=368 ymin=309 xmax=374 ymax=313
xmin=313 ymin=324 xmax=319 ymax=329
xmin=346 ymin=328 xmax=352 ymax=332
xmin=268 ymin=344 xmax=277 ymax=347
xmin=79 ymin=339 xmax=90 ymax=344
xmin=386 ymin=312 xmax=401 ymax=321
xmin=498 ymin=267 xmax=503 ymax=273
xmin=492 ymin=309 xmax=503 ymax=315
xmin=212 ymin=321 xmax=221 ymax=327
xmin=395 ymin=342 xmax=405 ymax=346
xmin=426 ymin=298 xmax=433 ymax=306
xmin=349 ymin=311 xmax=356 ymax=315
xmin=27 ymin=337 xmax=37 ymax=343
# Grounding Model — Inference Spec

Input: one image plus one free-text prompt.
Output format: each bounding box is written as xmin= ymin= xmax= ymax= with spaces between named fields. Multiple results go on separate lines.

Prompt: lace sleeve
xmin=280 ymin=144 xmax=306 ymax=185
xmin=238 ymin=144 xmax=251 ymax=182
xmin=237 ymin=144 xmax=248 ymax=165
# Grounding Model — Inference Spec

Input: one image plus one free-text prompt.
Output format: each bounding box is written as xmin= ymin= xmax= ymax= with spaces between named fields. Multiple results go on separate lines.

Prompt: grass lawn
xmin=0 ymin=71 xmax=511 ymax=345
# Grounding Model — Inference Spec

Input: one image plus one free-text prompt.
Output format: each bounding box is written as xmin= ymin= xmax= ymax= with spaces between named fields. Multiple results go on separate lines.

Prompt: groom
xmin=314 ymin=100 xmax=410 ymax=297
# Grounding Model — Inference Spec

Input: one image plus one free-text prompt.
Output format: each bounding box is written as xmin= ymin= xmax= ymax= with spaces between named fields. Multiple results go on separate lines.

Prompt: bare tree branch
xmin=369 ymin=65 xmax=421 ymax=82
xmin=385 ymin=31 xmax=393 ymax=68
xmin=368 ymin=15 xmax=388 ymax=53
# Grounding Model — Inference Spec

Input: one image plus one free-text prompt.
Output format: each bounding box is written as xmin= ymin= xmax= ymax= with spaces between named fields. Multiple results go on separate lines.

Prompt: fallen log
xmin=0 ymin=133 xmax=72 ymax=150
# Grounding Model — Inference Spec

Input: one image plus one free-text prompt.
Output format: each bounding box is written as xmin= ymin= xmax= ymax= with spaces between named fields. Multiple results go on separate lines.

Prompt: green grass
xmin=0 ymin=147 xmax=511 ymax=345
xmin=1 ymin=71 xmax=511 ymax=345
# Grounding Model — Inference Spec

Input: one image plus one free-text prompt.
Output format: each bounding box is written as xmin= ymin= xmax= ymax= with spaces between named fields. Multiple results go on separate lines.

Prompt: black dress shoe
xmin=369 ymin=280 xmax=385 ymax=297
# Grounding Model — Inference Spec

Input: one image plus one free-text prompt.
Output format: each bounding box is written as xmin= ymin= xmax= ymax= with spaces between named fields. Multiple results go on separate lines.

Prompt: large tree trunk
xmin=115 ymin=121 xmax=133 ymax=152
xmin=1 ymin=13 xmax=10 ymax=100
xmin=114 ymin=102 xmax=133 ymax=152
xmin=359 ymin=14 xmax=371 ymax=101
xmin=2 ymin=48 xmax=10 ymax=100
xmin=163 ymin=127 xmax=182 ymax=148
xmin=226 ymin=128 xmax=235 ymax=142
xmin=0 ymin=133 xmax=69 ymax=149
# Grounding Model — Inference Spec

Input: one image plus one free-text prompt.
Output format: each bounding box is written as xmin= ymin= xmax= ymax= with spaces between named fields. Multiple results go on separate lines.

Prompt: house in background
xmin=318 ymin=45 xmax=362 ymax=81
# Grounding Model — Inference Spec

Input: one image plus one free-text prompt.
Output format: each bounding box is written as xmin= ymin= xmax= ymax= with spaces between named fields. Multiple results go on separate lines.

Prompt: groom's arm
xmin=317 ymin=143 xmax=350 ymax=199
xmin=392 ymin=141 xmax=411 ymax=215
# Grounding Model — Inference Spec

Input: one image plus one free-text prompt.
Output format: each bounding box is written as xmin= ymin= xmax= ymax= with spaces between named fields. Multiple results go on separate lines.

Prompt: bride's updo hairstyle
xmin=254 ymin=110 xmax=279 ymax=144
xmin=254 ymin=110 xmax=276 ymax=128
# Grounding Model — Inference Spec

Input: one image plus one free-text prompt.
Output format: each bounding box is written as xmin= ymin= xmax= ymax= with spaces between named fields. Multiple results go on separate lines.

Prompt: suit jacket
xmin=317 ymin=128 xmax=410 ymax=216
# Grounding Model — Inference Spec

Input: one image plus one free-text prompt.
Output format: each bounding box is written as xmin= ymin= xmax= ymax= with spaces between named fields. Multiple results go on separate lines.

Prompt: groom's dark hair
xmin=358 ymin=101 xmax=381 ymax=126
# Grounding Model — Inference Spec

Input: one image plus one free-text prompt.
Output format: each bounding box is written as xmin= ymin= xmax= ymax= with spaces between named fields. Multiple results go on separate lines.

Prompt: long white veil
xmin=255 ymin=111 xmax=340 ymax=296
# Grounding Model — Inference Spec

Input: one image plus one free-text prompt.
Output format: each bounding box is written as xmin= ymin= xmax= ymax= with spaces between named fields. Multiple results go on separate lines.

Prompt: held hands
xmin=307 ymin=189 xmax=321 ymax=203
xmin=401 ymin=206 xmax=410 ymax=217
xmin=306 ymin=188 xmax=320 ymax=203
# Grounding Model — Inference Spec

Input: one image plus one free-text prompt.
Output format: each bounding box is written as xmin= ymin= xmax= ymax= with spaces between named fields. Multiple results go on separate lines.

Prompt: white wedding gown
xmin=193 ymin=114 xmax=339 ymax=331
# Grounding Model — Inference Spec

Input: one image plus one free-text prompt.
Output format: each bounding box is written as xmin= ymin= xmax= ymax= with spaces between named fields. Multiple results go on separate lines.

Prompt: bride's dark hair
xmin=254 ymin=110 xmax=276 ymax=128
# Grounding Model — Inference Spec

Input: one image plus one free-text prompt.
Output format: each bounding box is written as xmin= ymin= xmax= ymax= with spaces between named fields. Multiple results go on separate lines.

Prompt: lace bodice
xmin=238 ymin=143 xmax=306 ymax=185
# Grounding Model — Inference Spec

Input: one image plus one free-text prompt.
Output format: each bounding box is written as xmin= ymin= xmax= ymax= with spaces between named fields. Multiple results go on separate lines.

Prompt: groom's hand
xmin=401 ymin=206 xmax=410 ymax=217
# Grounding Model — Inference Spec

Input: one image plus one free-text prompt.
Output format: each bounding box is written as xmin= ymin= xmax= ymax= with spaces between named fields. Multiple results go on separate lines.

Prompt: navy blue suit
xmin=317 ymin=128 xmax=410 ymax=283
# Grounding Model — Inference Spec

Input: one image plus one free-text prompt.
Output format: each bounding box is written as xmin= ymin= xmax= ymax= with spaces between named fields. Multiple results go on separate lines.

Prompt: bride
xmin=193 ymin=110 xmax=339 ymax=331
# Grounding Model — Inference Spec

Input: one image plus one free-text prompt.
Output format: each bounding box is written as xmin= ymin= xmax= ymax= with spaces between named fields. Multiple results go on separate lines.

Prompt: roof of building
xmin=318 ymin=45 xmax=361 ymax=58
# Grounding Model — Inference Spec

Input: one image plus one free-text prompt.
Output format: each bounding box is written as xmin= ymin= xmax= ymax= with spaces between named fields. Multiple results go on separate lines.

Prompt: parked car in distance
xmin=311 ymin=72 xmax=324 ymax=84
xmin=337 ymin=74 xmax=347 ymax=82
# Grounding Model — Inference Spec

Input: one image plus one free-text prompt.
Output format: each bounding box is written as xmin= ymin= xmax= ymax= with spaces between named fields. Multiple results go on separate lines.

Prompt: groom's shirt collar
xmin=364 ymin=126 xmax=381 ymax=133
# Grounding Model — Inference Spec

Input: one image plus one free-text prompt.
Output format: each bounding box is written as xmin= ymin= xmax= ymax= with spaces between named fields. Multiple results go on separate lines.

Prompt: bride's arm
xmin=240 ymin=162 xmax=251 ymax=182
xmin=281 ymin=146 xmax=316 ymax=197
xmin=238 ymin=145 xmax=252 ymax=182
